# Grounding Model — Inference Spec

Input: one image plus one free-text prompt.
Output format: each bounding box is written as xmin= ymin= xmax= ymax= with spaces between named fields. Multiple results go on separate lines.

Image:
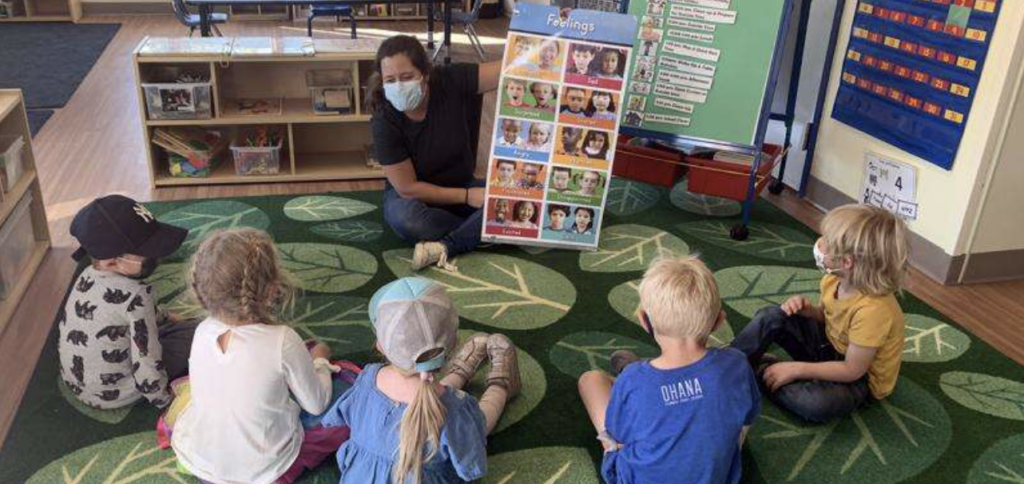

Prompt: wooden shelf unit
xmin=133 ymin=37 xmax=387 ymax=188
xmin=0 ymin=90 xmax=52 ymax=337
xmin=0 ymin=0 xmax=81 ymax=22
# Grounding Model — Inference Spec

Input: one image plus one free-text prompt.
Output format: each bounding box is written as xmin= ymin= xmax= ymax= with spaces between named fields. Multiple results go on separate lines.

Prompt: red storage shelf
xmin=612 ymin=135 xmax=686 ymax=188
xmin=685 ymin=144 xmax=782 ymax=201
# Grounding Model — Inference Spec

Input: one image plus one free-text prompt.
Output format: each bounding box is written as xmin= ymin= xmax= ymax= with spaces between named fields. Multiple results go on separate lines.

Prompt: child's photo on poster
xmin=623 ymin=110 xmax=644 ymax=127
xmin=553 ymin=126 xmax=613 ymax=169
xmin=541 ymin=204 xmax=601 ymax=245
xmin=547 ymin=167 xmax=608 ymax=206
xmin=558 ymin=86 xmax=620 ymax=131
xmin=499 ymin=77 xmax=558 ymax=122
xmin=493 ymin=117 xmax=553 ymax=162
xmin=564 ymin=44 xmax=627 ymax=91
xmin=485 ymin=198 xmax=541 ymax=239
xmin=630 ymin=81 xmax=651 ymax=95
xmin=627 ymin=95 xmax=646 ymax=111
xmin=503 ymin=34 xmax=565 ymax=82
xmin=488 ymin=158 xmax=546 ymax=199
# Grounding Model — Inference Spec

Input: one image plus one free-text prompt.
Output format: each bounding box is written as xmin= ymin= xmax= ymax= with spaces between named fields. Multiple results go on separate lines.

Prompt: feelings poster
xmin=482 ymin=3 xmax=637 ymax=250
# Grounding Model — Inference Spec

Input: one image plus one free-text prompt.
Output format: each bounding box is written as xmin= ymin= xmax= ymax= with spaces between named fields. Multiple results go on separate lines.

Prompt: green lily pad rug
xmin=2 ymin=179 xmax=1022 ymax=484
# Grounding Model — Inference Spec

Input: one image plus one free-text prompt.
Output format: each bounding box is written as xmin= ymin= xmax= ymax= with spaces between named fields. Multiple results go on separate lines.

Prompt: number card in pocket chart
xmin=483 ymin=3 xmax=637 ymax=250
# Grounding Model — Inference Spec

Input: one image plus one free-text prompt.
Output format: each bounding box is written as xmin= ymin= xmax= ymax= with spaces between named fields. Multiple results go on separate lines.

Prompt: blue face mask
xmin=384 ymin=79 xmax=425 ymax=112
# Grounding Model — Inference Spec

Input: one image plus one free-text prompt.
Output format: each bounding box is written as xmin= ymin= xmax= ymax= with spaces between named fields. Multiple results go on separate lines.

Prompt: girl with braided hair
xmin=171 ymin=228 xmax=347 ymax=484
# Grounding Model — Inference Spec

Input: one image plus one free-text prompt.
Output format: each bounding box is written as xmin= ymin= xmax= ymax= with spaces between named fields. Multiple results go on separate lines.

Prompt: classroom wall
xmin=968 ymin=62 xmax=1024 ymax=254
xmin=809 ymin=0 xmax=1024 ymax=274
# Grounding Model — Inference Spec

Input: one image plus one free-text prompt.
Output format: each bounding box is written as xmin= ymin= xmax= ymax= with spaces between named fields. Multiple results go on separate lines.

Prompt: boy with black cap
xmin=59 ymin=195 xmax=192 ymax=409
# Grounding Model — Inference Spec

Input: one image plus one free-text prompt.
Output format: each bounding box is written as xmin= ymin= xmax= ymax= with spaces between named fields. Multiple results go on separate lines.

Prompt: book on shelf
xmin=368 ymin=4 xmax=389 ymax=16
xmin=138 ymin=37 xmax=234 ymax=56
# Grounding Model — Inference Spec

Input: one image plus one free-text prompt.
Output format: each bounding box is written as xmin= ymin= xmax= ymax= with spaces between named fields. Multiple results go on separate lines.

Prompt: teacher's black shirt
xmin=372 ymin=63 xmax=479 ymax=189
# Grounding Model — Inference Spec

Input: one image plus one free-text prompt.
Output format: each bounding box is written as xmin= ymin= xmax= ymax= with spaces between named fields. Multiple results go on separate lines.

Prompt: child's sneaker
xmin=610 ymin=350 xmax=641 ymax=376
xmin=486 ymin=334 xmax=521 ymax=398
xmin=412 ymin=241 xmax=457 ymax=272
xmin=446 ymin=333 xmax=490 ymax=381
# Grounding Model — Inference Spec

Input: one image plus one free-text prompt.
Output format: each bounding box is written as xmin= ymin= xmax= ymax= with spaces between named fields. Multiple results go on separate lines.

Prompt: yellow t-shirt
xmin=820 ymin=274 xmax=905 ymax=399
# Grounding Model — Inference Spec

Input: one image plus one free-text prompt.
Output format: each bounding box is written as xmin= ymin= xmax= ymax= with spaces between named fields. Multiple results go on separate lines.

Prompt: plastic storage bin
xmin=231 ymin=129 xmax=284 ymax=176
xmin=0 ymin=135 xmax=25 ymax=192
xmin=612 ymin=135 xmax=686 ymax=188
xmin=685 ymin=144 xmax=782 ymax=201
xmin=142 ymin=67 xmax=213 ymax=120
xmin=0 ymin=193 xmax=37 ymax=300
xmin=306 ymin=69 xmax=355 ymax=115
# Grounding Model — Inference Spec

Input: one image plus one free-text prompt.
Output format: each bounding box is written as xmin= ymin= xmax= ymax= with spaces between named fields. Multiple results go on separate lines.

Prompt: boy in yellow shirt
xmin=731 ymin=204 xmax=909 ymax=423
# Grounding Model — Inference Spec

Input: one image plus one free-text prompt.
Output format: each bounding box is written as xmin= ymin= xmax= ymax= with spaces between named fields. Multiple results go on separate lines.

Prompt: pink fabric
xmin=275 ymin=425 xmax=351 ymax=484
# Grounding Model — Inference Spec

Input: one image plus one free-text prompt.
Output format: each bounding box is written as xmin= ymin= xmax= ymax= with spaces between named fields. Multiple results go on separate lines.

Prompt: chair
xmin=433 ymin=0 xmax=486 ymax=61
xmin=307 ymin=3 xmax=358 ymax=38
xmin=171 ymin=0 xmax=228 ymax=37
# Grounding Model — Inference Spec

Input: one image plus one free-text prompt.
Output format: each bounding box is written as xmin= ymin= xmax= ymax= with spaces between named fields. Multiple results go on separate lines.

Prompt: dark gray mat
xmin=0 ymin=23 xmax=121 ymax=109
xmin=26 ymin=109 xmax=53 ymax=136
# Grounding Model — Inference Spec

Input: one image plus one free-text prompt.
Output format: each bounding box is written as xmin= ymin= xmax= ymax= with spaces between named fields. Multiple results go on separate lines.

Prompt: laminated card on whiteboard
xmin=619 ymin=0 xmax=791 ymax=154
xmin=482 ymin=3 xmax=637 ymax=251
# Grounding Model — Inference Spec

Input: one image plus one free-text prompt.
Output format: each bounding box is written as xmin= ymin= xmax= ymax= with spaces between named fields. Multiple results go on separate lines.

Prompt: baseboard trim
xmin=82 ymin=2 xmax=173 ymax=15
xmin=960 ymin=249 xmax=1024 ymax=284
xmin=806 ymin=176 xmax=965 ymax=285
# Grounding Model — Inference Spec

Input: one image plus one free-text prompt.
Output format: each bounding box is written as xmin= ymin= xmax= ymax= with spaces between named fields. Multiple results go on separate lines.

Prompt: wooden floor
xmin=1 ymin=15 xmax=1022 ymax=449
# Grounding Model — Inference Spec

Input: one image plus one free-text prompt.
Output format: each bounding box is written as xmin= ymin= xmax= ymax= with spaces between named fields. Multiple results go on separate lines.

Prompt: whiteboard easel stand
xmin=620 ymin=0 xmax=796 ymax=241
xmin=797 ymin=0 xmax=848 ymax=197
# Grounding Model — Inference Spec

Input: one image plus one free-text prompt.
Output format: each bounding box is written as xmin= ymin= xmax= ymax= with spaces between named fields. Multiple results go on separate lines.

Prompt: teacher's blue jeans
xmin=730 ymin=306 xmax=872 ymax=424
xmin=383 ymin=179 xmax=484 ymax=257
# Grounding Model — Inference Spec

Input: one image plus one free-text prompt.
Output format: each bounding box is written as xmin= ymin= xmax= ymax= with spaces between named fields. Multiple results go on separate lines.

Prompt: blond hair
xmin=187 ymin=228 xmax=295 ymax=324
xmin=820 ymin=204 xmax=909 ymax=296
xmin=393 ymin=349 xmax=447 ymax=484
xmin=638 ymin=256 xmax=721 ymax=341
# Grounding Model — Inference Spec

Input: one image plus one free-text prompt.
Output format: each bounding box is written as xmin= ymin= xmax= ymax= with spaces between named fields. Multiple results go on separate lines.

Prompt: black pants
xmin=157 ymin=316 xmax=200 ymax=381
xmin=730 ymin=306 xmax=871 ymax=423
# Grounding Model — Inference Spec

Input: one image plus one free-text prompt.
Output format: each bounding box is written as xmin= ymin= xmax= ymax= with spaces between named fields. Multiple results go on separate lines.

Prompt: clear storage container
xmin=0 ymin=135 xmax=25 ymax=192
xmin=306 ymin=69 xmax=354 ymax=115
xmin=0 ymin=193 xmax=37 ymax=300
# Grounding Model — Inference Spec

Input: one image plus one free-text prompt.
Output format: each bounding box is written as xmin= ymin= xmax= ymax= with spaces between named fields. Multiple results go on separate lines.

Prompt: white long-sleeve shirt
xmin=171 ymin=317 xmax=333 ymax=484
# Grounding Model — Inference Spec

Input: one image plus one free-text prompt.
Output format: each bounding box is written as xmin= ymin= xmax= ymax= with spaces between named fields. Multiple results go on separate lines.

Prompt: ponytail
xmin=394 ymin=373 xmax=447 ymax=484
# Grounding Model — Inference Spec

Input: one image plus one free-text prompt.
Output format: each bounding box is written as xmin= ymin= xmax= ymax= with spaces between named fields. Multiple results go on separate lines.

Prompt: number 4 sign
xmin=861 ymin=153 xmax=918 ymax=220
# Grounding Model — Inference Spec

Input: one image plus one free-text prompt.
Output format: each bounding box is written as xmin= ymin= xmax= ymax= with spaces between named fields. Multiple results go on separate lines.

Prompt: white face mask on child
xmin=813 ymin=242 xmax=838 ymax=275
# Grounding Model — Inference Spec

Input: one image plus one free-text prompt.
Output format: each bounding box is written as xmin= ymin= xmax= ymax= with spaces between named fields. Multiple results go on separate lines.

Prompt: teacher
xmin=367 ymin=35 xmax=501 ymax=272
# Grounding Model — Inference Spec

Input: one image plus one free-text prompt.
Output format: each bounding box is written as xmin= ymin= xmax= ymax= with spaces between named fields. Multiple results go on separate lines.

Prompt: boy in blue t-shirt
xmin=578 ymin=256 xmax=761 ymax=484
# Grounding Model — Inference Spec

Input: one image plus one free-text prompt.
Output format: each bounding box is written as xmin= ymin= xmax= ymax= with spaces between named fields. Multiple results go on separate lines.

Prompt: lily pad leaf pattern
xmin=58 ymin=377 xmax=134 ymax=425
xmin=310 ymin=220 xmax=384 ymax=243
xmin=284 ymin=196 xmax=376 ymax=222
xmin=940 ymin=372 xmax=1024 ymax=421
xmin=608 ymin=279 xmax=734 ymax=346
xmin=750 ymin=377 xmax=951 ymax=484
xmin=677 ymin=220 xmax=815 ymax=262
xmin=25 ymin=432 xmax=183 ymax=484
xmin=606 ymin=178 xmax=662 ymax=216
xmin=164 ymin=292 xmax=208 ymax=321
xmin=716 ymin=265 xmax=821 ymax=318
xmin=581 ymin=225 xmax=690 ymax=273
xmin=903 ymin=314 xmax=971 ymax=363
xmin=482 ymin=447 xmax=600 ymax=484
xmin=278 ymin=243 xmax=377 ymax=294
xmin=284 ymin=295 xmax=375 ymax=358
xmin=670 ymin=178 xmax=741 ymax=217
xmin=550 ymin=331 xmax=659 ymax=379
xmin=458 ymin=331 xmax=546 ymax=434
xmin=149 ymin=263 xmax=186 ymax=304
xmin=967 ymin=434 xmax=1024 ymax=484
xmin=384 ymin=250 xmax=576 ymax=330
xmin=161 ymin=201 xmax=270 ymax=254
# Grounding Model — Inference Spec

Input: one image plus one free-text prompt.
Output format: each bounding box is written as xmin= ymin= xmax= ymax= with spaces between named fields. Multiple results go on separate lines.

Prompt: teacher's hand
xmin=467 ymin=187 xmax=485 ymax=208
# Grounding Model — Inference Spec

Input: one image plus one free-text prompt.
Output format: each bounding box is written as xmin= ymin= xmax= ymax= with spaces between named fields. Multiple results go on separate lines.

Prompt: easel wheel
xmin=768 ymin=180 xmax=785 ymax=195
xmin=730 ymin=224 xmax=750 ymax=241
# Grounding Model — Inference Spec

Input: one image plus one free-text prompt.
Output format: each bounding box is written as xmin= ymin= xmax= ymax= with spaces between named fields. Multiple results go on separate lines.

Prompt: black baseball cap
xmin=70 ymin=195 xmax=189 ymax=261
